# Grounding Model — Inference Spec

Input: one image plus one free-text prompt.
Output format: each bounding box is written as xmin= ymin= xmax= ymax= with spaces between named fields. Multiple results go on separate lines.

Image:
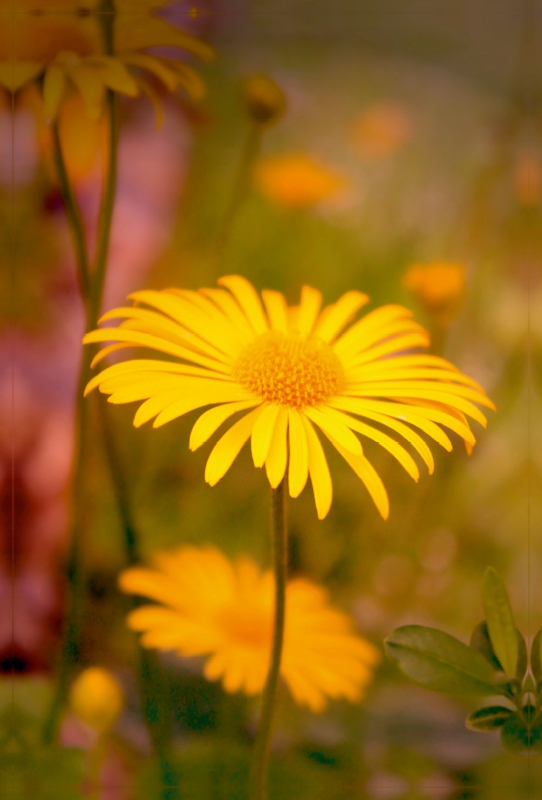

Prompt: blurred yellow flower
xmin=350 ymin=101 xmax=413 ymax=159
xmin=68 ymin=667 xmax=124 ymax=733
xmin=254 ymin=154 xmax=345 ymax=208
xmin=83 ymin=275 xmax=494 ymax=519
xmin=0 ymin=0 xmax=213 ymax=119
xmin=119 ymin=545 xmax=380 ymax=712
xmin=513 ymin=149 xmax=542 ymax=207
xmin=403 ymin=261 xmax=466 ymax=322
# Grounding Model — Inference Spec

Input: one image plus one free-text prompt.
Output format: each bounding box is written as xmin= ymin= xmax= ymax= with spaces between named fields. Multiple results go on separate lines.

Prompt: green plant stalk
xmin=51 ymin=123 xmax=92 ymax=306
xmin=88 ymin=89 xmax=119 ymax=325
xmin=215 ymin=123 xmax=262 ymax=254
xmin=249 ymin=478 xmax=288 ymax=800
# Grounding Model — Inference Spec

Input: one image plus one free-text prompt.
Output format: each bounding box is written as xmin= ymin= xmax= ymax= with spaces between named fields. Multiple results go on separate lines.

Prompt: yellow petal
xmin=334 ymin=304 xmax=413 ymax=357
xmin=320 ymin=405 xmax=419 ymax=481
xmin=348 ymin=332 xmax=430 ymax=366
xmin=313 ymin=291 xmax=369 ymax=342
xmin=288 ymin=409 xmax=309 ymax=498
xmin=205 ymin=408 xmax=263 ymax=486
xmin=218 ymin=275 xmax=269 ymax=335
xmin=200 ymin=289 xmax=255 ymax=340
xmin=330 ymin=398 xmax=434 ymax=473
xmin=122 ymin=53 xmax=179 ymax=92
xmin=297 ymin=286 xmax=322 ymax=337
xmin=83 ymin=327 xmax=230 ymax=374
xmin=301 ymin=416 xmax=332 ymax=519
xmin=265 ymin=408 xmax=289 ymax=488
xmin=262 ymin=290 xmax=288 ymax=333
xmin=251 ymin=403 xmax=281 ymax=467
xmin=189 ymin=400 xmax=259 ymax=450
xmin=304 ymin=406 xmax=362 ymax=456
xmin=327 ymin=436 xmax=389 ymax=519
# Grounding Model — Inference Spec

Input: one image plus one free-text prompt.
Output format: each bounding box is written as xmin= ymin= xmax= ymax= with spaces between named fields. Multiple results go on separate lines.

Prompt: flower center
xmin=235 ymin=331 xmax=344 ymax=409
xmin=219 ymin=605 xmax=272 ymax=649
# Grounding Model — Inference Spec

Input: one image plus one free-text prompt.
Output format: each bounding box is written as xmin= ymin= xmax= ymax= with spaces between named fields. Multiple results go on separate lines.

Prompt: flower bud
xmin=68 ymin=667 xmax=124 ymax=734
xmin=241 ymin=74 xmax=286 ymax=126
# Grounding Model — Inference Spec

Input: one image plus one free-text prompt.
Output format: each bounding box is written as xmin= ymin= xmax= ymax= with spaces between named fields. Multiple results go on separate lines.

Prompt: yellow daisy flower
xmin=0 ymin=0 xmax=213 ymax=120
xmin=119 ymin=545 xmax=380 ymax=712
xmin=83 ymin=275 xmax=494 ymax=519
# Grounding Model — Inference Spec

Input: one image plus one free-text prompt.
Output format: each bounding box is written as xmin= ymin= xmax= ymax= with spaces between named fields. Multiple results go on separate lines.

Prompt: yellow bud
xmin=68 ymin=667 xmax=124 ymax=734
xmin=241 ymin=74 xmax=286 ymax=126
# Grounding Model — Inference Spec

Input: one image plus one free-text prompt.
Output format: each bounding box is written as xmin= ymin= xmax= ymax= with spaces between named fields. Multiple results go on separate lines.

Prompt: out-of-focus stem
xmin=51 ymin=123 xmax=91 ymax=309
xmin=215 ymin=123 xmax=262 ymax=254
xmin=249 ymin=478 xmax=287 ymax=800
xmin=89 ymin=89 xmax=119 ymax=325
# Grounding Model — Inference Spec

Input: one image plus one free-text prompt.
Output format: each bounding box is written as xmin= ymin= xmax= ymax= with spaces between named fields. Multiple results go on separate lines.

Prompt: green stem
xmin=249 ymin=479 xmax=288 ymax=800
xmin=215 ymin=123 xmax=261 ymax=254
xmin=51 ymin=122 xmax=91 ymax=307
xmin=89 ymin=89 xmax=119 ymax=325
xmin=41 ymin=347 xmax=94 ymax=744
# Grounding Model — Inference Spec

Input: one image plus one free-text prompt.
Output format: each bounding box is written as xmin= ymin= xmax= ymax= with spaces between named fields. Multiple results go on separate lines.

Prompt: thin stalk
xmin=89 ymin=88 xmax=119 ymax=325
xmin=41 ymin=346 xmax=94 ymax=744
xmin=51 ymin=122 xmax=91 ymax=306
xmin=249 ymin=478 xmax=287 ymax=800
xmin=215 ymin=123 xmax=262 ymax=254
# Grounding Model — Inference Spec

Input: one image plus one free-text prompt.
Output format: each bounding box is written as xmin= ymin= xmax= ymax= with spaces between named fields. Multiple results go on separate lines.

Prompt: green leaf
xmin=501 ymin=708 xmax=542 ymax=753
xmin=470 ymin=621 xmax=527 ymax=679
xmin=466 ymin=706 xmax=515 ymax=731
xmin=385 ymin=625 xmax=501 ymax=695
xmin=482 ymin=567 xmax=518 ymax=676
xmin=531 ymin=629 xmax=542 ymax=685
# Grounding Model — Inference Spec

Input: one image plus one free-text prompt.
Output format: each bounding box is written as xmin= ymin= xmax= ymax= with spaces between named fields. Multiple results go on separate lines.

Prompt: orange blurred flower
xmin=403 ymin=261 xmax=466 ymax=323
xmin=253 ymin=153 xmax=346 ymax=208
xmin=350 ymin=101 xmax=413 ymax=159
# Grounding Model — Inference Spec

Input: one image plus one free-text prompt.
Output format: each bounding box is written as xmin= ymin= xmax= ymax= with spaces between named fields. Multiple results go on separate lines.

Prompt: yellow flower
xmin=119 ymin=545 xmax=380 ymax=712
xmin=254 ymin=154 xmax=345 ymax=208
xmin=350 ymin=101 xmax=413 ymax=159
xmin=0 ymin=0 xmax=213 ymax=120
xmin=68 ymin=667 xmax=124 ymax=733
xmin=403 ymin=261 xmax=466 ymax=322
xmin=83 ymin=276 xmax=494 ymax=519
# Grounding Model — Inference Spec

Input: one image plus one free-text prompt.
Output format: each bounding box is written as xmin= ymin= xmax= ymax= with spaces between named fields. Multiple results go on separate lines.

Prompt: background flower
xmin=119 ymin=544 xmax=380 ymax=712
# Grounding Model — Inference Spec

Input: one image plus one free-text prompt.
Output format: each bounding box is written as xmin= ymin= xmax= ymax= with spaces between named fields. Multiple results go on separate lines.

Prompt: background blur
xmin=3 ymin=0 xmax=541 ymax=797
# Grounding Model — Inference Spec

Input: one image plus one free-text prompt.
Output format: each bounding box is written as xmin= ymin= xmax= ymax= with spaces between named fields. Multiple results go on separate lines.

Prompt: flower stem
xmin=51 ymin=122 xmax=91 ymax=311
xmin=215 ymin=123 xmax=261 ymax=255
xmin=89 ymin=89 xmax=119 ymax=325
xmin=249 ymin=478 xmax=288 ymax=800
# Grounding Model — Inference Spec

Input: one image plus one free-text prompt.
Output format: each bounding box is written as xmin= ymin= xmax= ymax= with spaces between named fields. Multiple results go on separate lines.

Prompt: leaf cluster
xmin=384 ymin=567 xmax=542 ymax=753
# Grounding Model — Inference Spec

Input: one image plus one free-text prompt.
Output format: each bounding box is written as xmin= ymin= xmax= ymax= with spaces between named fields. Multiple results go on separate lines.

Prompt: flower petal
xmin=326 ymin=435 xmax=389 ymax=519
xmin=189 ymin=400 xmax=260 ymax=450
xmin=313 ymin=291 xmax=369 ymax=342
xmin=301 ymin=416 xmax=332 ymax=519
xmin=205 ymin=407 xmax=263 ymax=486
xmin=320 ymin=405 xmax=419 ymax=481
xmin=262 ymin=290 xmax=289 ymax=333
xmin=251 ymin=404 xmax=281 ymax=467
xmin=288 ymin=410 xmax=309 ymax=497
xmin=297 ymin=286 xmax=322 ymax=337
xmin=265 ymin=408 xmax=289 ymax=488
xmin=304 ymin=406 xmax=362 ymax=456
xmin=219 ymin=275 xmax=268 ymax=334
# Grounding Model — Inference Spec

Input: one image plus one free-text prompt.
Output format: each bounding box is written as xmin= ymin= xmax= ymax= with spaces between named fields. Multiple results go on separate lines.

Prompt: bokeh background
xmin=3 ymin=0 xmax=541 ymax=797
